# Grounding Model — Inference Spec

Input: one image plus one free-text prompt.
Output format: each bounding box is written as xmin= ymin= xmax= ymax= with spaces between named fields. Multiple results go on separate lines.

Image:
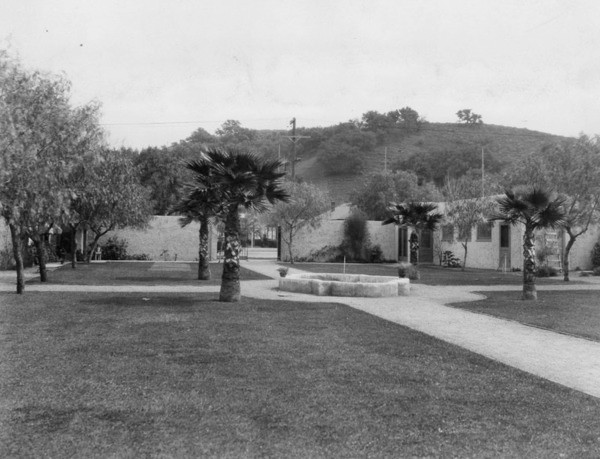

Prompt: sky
xmin=2 ymin=0 xmax=600 ymax=149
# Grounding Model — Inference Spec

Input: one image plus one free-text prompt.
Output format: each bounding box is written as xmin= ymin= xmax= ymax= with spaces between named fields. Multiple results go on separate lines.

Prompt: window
xmin=441 ymin=224 xmax=454 ymax=242
xmin=477 ymin=222 xmax=493 ymax=241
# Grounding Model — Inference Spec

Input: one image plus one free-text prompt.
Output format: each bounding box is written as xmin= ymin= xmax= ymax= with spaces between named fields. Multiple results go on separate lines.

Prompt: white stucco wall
xmin=98 ymin=216 xmax=218 ymax=261
xmin=279 ymin=220 xmax=397 ymax=262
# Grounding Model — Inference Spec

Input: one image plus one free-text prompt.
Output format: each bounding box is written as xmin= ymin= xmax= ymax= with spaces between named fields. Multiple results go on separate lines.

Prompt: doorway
xmin=499 ymin=224 xmax=511 ymax=270
xmin=419 ymin=229 xmax=434 ymax=264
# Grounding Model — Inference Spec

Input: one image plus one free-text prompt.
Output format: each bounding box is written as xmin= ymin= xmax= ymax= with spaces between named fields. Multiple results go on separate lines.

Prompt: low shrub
xmin=369 ymin=245 xmax=384 ymax=263
xmin=536 ymin=265 xmax=558 ymax=277
xmin=592 ymin=242 xmax=600 ymax=267
xmin=101 ymin=237 xmax=129 ymax=260
xmin=442 ymin=250 xmax=461 ymax=268
xmin=593 ymin=266 xmax=600 ymax=276
xmin=398 ymin=262 xmax=420 ymax=280
xmin=126 ymin=253 xmax=150 ymax=261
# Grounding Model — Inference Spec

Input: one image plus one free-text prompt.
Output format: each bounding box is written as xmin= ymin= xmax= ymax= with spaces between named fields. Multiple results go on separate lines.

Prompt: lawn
xmin=450 ymin=290 xmax=600 ymax=342
xmin=2 ymin=291 xmax=600 ymax=457
xmin=287 ymin=262 xmax=575 ymax=286
xmin=27 ymin=261 xmax=269 ymax=286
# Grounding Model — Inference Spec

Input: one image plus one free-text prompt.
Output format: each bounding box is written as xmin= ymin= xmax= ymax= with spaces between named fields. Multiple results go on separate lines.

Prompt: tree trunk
xmin=9 ymin=223 xmax=25 ymax=294
xmin=563 ymin=233 xmax=576 ymax=282
xmin=70 ymin=223 xmax=78 ymax=269
xmin=288 ymin=229 xmax=294 ymax=264
xmin=522 ymin=227 xmax=538 ymax=300
xmin=197 ymin=216 xmax=211 ymax=280
xmin=461 ymin=242 xmax=468 ymax=272
xmin=220 ymin=209 xmax=241 ymax=302
xmin=34 ymin=238 xmax=48 ymax=282
xmin=410 ymin=231 xmax=419 ymax=266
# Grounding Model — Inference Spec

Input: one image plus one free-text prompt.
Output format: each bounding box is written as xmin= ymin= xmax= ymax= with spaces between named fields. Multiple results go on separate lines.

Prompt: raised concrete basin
xmin=279 ymin=273 xmax=410 ymax=297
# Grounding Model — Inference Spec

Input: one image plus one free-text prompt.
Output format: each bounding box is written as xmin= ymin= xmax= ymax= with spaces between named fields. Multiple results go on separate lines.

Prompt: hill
xmin=293 ymin=123 xmax=571 ymax=205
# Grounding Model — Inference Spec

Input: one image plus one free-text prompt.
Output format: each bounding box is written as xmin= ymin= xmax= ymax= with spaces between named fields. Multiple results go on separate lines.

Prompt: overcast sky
xmin=2 ymin=0 xmax=599 ymax=149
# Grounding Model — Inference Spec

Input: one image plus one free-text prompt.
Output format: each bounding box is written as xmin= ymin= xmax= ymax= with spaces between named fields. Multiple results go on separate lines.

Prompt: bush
xmin=536 ymin=265 xmax=558 ymax=277
xmin=342 ymin=211 xmax=370 ymax=262
xmin=101 ymin=237 xmax=129 ymax=260
xmin=369 ymin=245 xmax=384 ymax=263
xmin=592 ymin=242 xmax=600 ymax=267
xmin=593 ymin=266 xmax=600 ymax=276
xmin=126 ymin=253 xmax=150 ymax=261
xmin=442 ymin=250 xmax=461 ymax=268
xmin=398 ymin=262 xmax=420 ymax=280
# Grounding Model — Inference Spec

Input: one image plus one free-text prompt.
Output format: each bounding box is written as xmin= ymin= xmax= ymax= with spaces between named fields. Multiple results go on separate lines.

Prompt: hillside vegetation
xmin=132 ymin=116 xmax=572 ymax=214
xmin=294 ymin=123 xmax=569 ymax=204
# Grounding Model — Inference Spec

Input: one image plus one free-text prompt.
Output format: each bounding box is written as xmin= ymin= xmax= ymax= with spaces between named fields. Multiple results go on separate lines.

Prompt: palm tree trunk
xmin=198 ymin=216 xmax=211 ymax=280
xmin=288 ymin=229 xmax=294 ymax=264
xmin=410 ymin=231 xmax=419 ymax=265
xmin=220 ymin=209 xmax=241 ymax=302
xmin=34 ymin=238 xmax=48 ymax=282
xmin=522 ymin=228 xmax=538 ymax=300
xmin=562 ymin=232 xmax=576 ymax=282
xmin=9 ymin=223 xmax=25 ymax=294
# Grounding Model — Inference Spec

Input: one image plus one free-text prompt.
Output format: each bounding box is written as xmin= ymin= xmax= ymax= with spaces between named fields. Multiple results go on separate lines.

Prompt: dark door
xmin=499 ymin=224 xmax=511 ymax=270
xmin=419 ymin=229 xmax=434 ymax=263
xmin=398 ymin=227 xmax=408 ymax=262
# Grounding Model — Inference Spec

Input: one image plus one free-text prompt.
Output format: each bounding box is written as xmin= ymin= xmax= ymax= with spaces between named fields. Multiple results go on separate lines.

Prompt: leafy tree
xmin=456 ymin=109 xmax=483 ymax=124
xmin=266 ymin=181 xmax=330 ymax=263
xmin=73 ymin=150 xmax=153 ymax=262
xmin=0 ymin=53 xmax=104 ymax=292
xmin=443 ymin=177 xmax=495 ymax=270
xmin=490 ymin=189 xmax=566 ymax=300
xmin=135 ymin=145 xmax=194 ymax=215
xmin=350 ymin=170 xmax=440 ymax=220
xmin=383 ymin=202 xmax=443 ymax=265
xmin=216 ymin=119 xmax=256 ymax=147
xmin=186 ymin=147 xmax=288 ymax=302
xmin=503 ymin=135 xmax=600 ymax=281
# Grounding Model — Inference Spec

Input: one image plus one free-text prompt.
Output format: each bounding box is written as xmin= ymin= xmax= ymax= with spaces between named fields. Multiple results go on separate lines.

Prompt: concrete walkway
xmin=2 ymin=260 xmax=600 ymax=399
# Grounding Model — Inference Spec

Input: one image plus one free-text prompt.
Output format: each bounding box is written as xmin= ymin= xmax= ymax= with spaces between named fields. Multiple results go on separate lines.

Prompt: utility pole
xmin=481 ymin=146 xmax=485 ymax=197
xmin=286 ymin=118 xmax=310 ymax=180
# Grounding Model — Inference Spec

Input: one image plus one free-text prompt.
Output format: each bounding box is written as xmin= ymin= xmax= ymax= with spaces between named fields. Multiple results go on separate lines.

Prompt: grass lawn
xmin=450 ymin=290 xmax=600 ymax=342
xmin=287 ymin=262 xmax=575 ymax=286
xmin=27 ymin=261 xmax=269 ymax=286
xmin=2 ymin=292 xmax=600 ymax=457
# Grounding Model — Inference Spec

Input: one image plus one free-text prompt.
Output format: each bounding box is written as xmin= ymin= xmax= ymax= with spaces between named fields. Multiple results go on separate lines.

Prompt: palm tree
xmin=383 ymin=202 xmax=443 ymax=265
xmin=187 ymin=147 xmax=288 ymax=302
xmin=490 ymin=189 xmax=566 ymax=300
xmin=171 ymin=186 xmax=223 ymax=280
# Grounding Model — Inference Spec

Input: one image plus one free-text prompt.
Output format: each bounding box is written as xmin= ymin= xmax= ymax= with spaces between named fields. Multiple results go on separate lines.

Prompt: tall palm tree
xmin=383 ymin=202 xmax=443 ymax=265
xmin=490 ymin=189 xmax=566 ymax=300
xmin=187 ymin=147 xmax=288 ymax=302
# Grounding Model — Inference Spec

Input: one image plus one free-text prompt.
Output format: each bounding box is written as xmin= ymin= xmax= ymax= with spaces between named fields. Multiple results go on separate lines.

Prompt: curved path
xmin=2 ymin=260 xmax=600 ymax=399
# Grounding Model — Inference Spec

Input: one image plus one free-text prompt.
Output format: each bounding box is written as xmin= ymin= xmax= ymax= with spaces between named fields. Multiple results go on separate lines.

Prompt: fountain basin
xmin=279 ymin=273 xmax=409 ymax=297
